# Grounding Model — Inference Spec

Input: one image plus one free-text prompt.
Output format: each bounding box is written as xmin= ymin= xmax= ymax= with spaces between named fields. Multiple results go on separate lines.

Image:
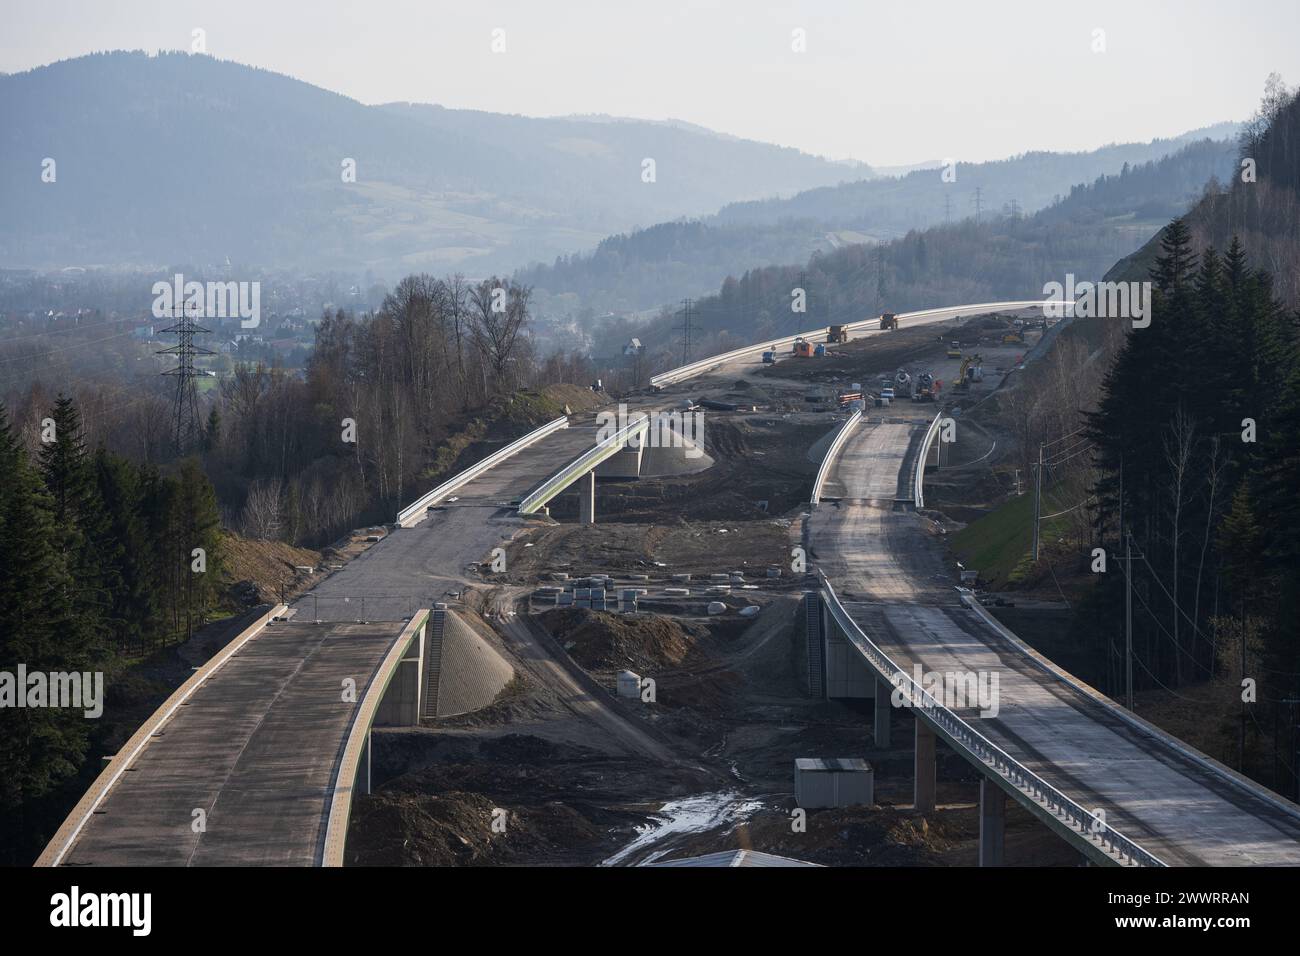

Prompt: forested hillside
xmin=584 ymin=138 xmax=1238 ymax=372
xmin=0 ymin=52 xmax=860 ymax=275
xmin=1109 ymin=75 xmax=1300 ymax=309
xmin=524 ymin=136 xmax=1238 ymax=330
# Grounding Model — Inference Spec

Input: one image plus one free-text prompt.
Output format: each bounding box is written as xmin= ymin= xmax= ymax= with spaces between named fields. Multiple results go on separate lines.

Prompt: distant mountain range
xmin=518 ymin=132 xmax=1241 ymax=323
xmin=0 ymin=51 xmax=869 ymax=276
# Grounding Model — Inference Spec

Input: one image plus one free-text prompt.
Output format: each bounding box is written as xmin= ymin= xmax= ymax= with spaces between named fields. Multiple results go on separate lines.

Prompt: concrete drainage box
xmin=795 ymin=758 xmax=874 ymax=808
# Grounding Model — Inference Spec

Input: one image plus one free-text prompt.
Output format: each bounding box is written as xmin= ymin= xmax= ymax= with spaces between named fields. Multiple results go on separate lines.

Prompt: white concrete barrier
xmin=810 ymin=409 xmax=863 ymax=505
xmin=396 ymin=416 xmax=569 ymax=526
xmin=649 ymin=300 xmax=1048 ymax=389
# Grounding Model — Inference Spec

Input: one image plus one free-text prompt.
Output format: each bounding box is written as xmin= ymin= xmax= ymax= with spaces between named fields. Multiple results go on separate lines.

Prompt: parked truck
xmin=880 ymin=312 xmax=898 ymax=330
xmin=826 ymin=325 xmax=849 ymax=344
xmin=912 ymin=371 xmax=938 ymax=402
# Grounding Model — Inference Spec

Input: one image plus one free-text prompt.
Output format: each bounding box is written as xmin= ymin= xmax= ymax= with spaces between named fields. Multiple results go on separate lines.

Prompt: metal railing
xmin=818 ymin=574 xmax=1165 ymax=867
xmin=396 ymin=415 xmax=569 ymax=526
xmin=810 ymin=409 xmax=862 ymax=504
xmin=517 ymin=416 xmax=650 ymax=514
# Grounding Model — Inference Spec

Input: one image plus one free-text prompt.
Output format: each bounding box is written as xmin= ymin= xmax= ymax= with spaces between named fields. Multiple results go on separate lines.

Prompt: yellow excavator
xmin=955 ymin=354 xmax=984 ymax=389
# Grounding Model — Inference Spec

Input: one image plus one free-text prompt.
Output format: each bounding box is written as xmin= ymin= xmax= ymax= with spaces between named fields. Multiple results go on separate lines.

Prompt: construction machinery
xmin=880 ymin=312 xmax=898 ymax=330
xmin=1002 ymin=329 xmax=1025 ymax=345
xmin=894 ymin=368 xmax=912 ymax=399
xmin=826 ymin=325 xmax=848 ymax=344
xmin=761 ymin=348 xmax=776 ymax=364
xmin=946 ymin=340 xmax=962 ymax=359
xmin=912 ymin=371 xmax=939 ymax=402
xmin=955 ymin=354 xmax=984 ymax=389
xmin=794 ymin=339 xmax=815 ymax=358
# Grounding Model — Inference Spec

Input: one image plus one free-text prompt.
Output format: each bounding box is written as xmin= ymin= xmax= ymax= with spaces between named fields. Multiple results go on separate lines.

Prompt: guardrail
xmin=396 ymin=415 xmax=569 ymax=526
xmin=322 ymin=610 xmax=429 ymax=866
xmin=517 ymin=416 xmax=650 ymax=514
xmin=810 ymin=409 xmax=862 ymax=504
xmin=912 ymin=412 xmax=944 ymax=509
xmin=817 ymin=574 xmax=1164 ymax=867
xmin=35 ymin=603 xmax=289 ymax=867
xmin=962 ymin=590 xmax=1300 ymax=829
xmin=648 ymin=299 xmax=1050 ymax=389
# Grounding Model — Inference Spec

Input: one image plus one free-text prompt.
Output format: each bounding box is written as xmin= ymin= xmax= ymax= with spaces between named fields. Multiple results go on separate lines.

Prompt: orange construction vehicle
xmin=794 ymin=340 xmax=816 ymax=358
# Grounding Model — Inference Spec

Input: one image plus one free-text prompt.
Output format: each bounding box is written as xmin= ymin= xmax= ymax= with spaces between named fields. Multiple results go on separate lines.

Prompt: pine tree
xmin=0 ymin=444 xmax=88 ymax=816
xmin=36 ymin=395 xmax=109 ymax=658
xmin=1151 ymin=218 xmax=1198 ymax=296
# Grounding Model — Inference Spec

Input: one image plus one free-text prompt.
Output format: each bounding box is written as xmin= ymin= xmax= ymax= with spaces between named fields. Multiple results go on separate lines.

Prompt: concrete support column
xmin=359 ymin=731 xmax=371 ymax=796
xmin=578 ymin=470 xmax=596 ymax=525
xmin=979 ymin=777 xmax=1005 ymax=866
xmin=914 ymin=719 xmax=936 ymax=814
xmin=874 ymin=676 xmax=892 ymax=748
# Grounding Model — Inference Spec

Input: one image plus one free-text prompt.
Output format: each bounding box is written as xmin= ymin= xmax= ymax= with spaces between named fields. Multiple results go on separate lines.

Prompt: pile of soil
xmin=540 ymin=607 xmax=704 ymax=672
xmin=220 ymin=532 xmax=321 ymax=606
xmin=345 ymin=790 xmax=606 ymax=866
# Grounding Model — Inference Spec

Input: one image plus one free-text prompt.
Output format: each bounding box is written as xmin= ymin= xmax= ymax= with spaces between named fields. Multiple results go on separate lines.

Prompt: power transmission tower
xmin=971 ymin=186 xmax=984 ymax=223
xmin=1008 ymin=197 xmax=1022 ymax=218
xmin=943 ymin=194 xmax=952 ymax=222
xmin=676 ymin=298 xmax=694 ymax=366
xmin=157 ymin=301 xmax=213 ymax=454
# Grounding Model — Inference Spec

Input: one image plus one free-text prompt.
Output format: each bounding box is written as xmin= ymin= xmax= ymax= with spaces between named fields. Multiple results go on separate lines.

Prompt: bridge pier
xmin=914 ymin=719 xmax=936 ymax=814
xmin=874 ymin=676 xmax=892 ymax=747
xmin=979 ymin=778 xmax=1005 ymax=866
xmin=578 ymin=470 xmax=596 ymax=524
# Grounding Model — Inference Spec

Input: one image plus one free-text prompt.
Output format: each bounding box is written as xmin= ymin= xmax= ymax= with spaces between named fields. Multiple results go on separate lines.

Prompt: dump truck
xmin=826 ymin=325 xmax=849 ymax=344
xmin=794 ymin=340 xmax=815 ymax=358
xmin=1002 ymin=329 xmax=1025 ymax=345
xmin=880 ymin=312 xmax=898 ymax=330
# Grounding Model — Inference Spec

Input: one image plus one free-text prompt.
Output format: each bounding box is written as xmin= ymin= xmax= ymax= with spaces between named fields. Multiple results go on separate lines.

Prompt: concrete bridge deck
xmin=809 ymin=415 xmax=1300 ymax=866
xmin=48 ymin=620 xmax=411 ymax=866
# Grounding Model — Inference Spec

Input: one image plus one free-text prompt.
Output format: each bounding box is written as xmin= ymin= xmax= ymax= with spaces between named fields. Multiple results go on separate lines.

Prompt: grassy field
xmin=950 ymin=485 xmax=1077 ymax=587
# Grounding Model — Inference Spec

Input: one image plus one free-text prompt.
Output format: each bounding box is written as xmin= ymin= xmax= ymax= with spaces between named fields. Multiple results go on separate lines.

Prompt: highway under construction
xmin=37 ymin=303 xmax=1300 ymax=869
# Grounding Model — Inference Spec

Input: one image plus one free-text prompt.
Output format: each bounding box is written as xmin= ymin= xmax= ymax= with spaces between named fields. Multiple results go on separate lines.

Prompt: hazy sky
xmin=4 ymin=0 xmax=1299 ymax=166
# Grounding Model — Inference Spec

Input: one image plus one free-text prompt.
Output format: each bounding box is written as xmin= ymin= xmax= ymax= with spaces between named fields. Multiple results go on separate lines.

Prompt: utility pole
xmin=1240 ymin=597 xmax=1248 ymax=771
xmin=676 ymin=298 xmax=694 ymax=366
xmin=796 ymin=271 xmax=809 ymax=328
xmin=157 ymin=300 xmax=213 ymax=454
xmin=1031 ymin=441 xmax=1043 ymax=561
xmin=1115 ymin=529 xmax=1145 ymax=711
xmin=1125 ymin=531 xmax=1134 ymax=711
